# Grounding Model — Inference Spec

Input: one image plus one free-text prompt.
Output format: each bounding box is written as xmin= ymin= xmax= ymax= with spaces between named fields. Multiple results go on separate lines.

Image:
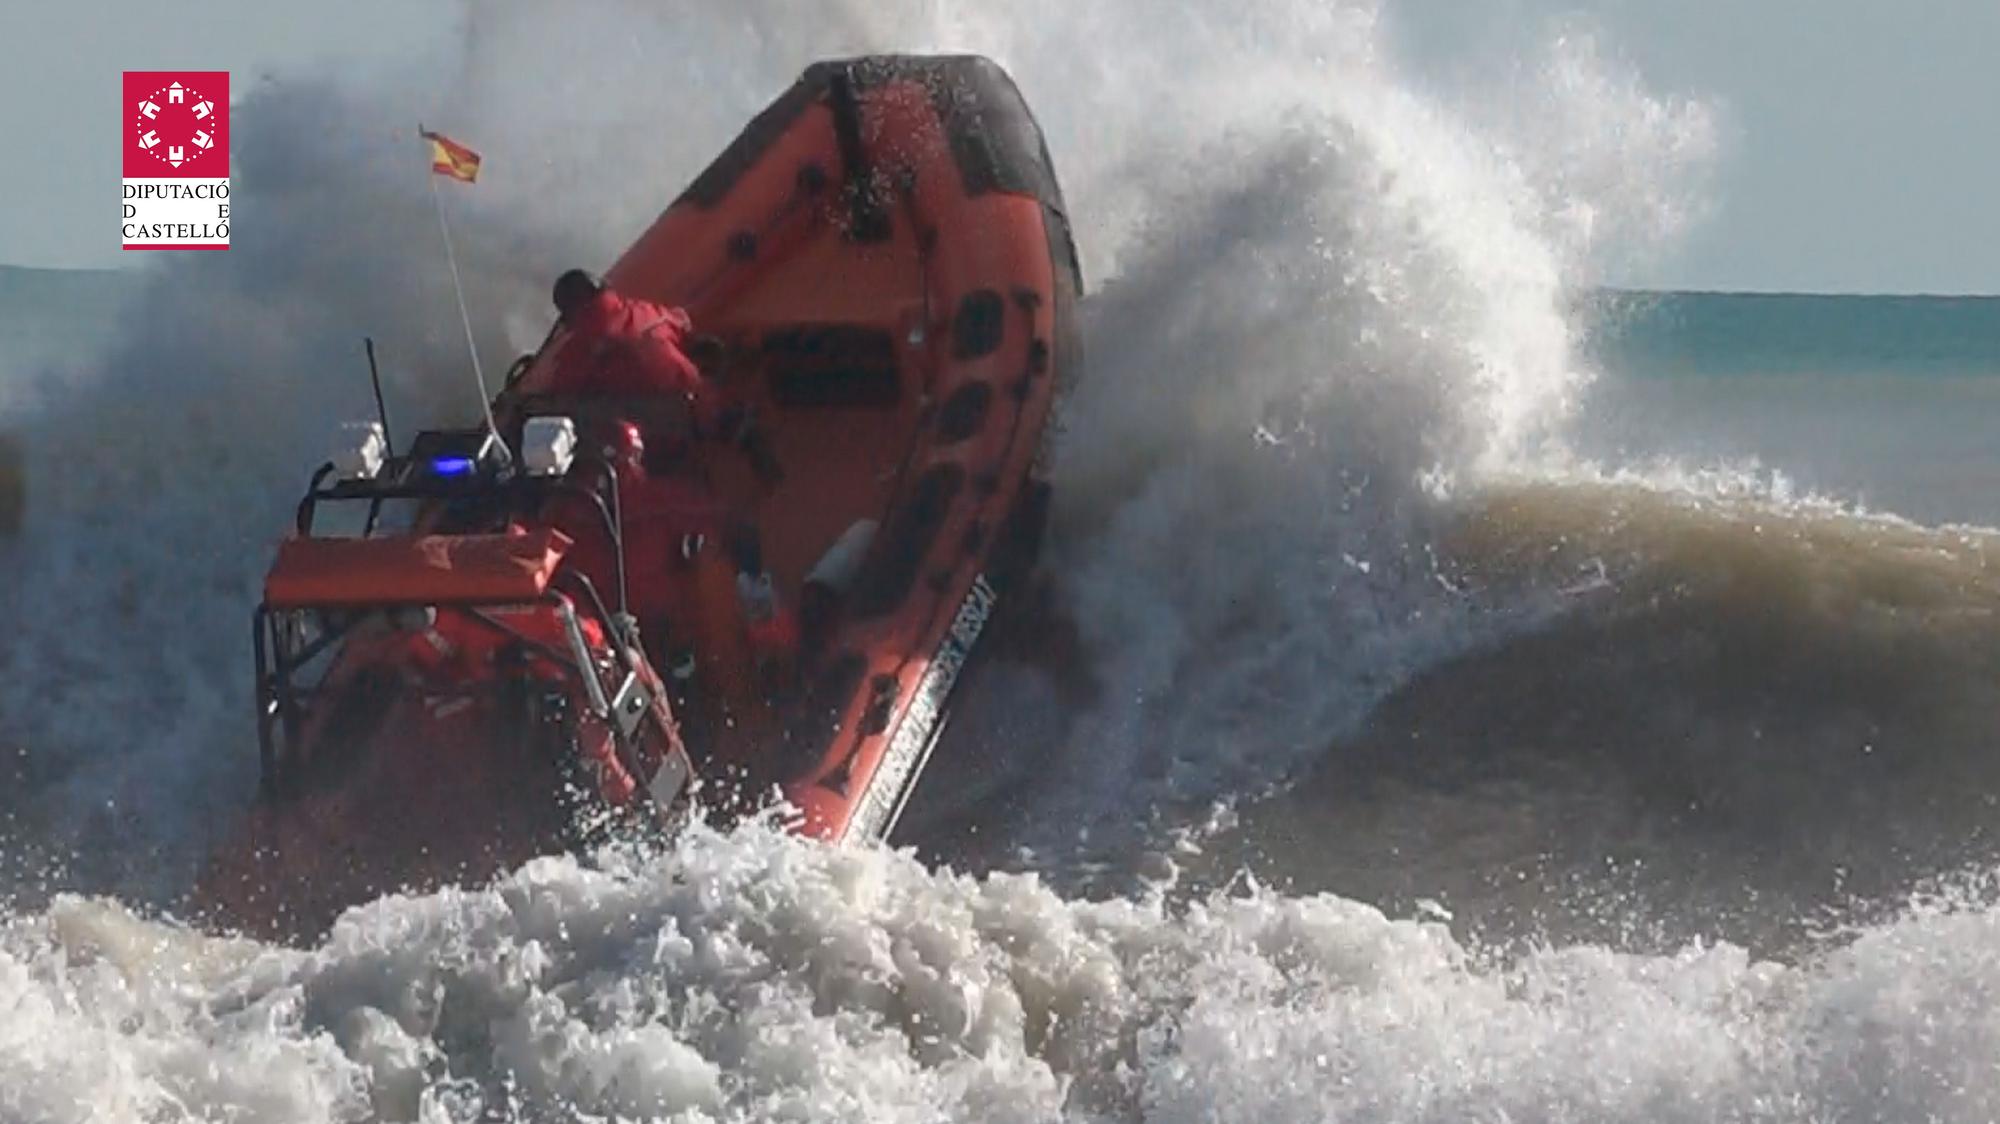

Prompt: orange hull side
xmin=517 ymin=56 xmax=1082 ymax=844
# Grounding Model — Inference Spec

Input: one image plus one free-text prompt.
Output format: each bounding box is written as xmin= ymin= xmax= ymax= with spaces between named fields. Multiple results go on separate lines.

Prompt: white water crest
xmin=6 ymin=824 xmax=2000 ymax=1122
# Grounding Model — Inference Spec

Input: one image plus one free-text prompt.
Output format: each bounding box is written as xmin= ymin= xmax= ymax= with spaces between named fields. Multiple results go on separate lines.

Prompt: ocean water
xmin=1572 ymin=291 xmax=2000 ymax=528
xmin=5 ymin=2 xmax=2000 ymax=1120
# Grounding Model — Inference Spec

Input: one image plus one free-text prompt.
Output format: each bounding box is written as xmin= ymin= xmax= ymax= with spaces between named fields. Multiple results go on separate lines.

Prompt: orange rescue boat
xmin=196 ymin=54 xmax=1081 ymax=940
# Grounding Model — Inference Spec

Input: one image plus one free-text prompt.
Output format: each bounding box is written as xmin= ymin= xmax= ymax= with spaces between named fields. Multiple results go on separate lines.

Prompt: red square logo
xmin=124 ymin=71 xmax=229 ymax=178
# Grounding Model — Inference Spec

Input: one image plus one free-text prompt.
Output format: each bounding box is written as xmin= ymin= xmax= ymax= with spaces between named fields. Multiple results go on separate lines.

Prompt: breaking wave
xmin=1188 ymin=482 xmax=2000 ymax=957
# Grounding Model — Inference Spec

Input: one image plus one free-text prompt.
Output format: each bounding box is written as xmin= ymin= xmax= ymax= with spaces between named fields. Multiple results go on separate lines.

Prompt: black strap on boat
xmin=827 ymin=67 xmax=891 ymax=242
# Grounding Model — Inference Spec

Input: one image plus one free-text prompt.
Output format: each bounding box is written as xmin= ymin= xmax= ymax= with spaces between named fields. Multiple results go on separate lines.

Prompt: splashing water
xmin=990 ymin=4 xmax=1714 ymax=856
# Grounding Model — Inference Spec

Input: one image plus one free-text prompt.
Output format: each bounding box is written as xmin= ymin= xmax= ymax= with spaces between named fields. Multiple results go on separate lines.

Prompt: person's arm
xmin=630 ymin=300 xmax=693 ymax=346
xmin=632 ymin=303 xmax=705 ymax=396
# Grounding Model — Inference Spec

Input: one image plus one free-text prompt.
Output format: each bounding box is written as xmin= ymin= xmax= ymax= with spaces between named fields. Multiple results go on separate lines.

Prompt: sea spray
xmin=994 ymin=9 xmax=1713 ymax=854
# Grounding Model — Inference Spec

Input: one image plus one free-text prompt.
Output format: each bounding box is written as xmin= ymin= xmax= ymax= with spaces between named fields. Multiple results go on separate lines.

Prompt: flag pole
xmin=422 ymin=127 xmax=502 ymax=447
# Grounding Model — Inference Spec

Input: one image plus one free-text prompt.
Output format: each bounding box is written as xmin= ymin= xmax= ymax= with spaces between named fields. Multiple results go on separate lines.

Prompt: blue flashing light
xmin=430 ymin=456 xmax=477 ymax=477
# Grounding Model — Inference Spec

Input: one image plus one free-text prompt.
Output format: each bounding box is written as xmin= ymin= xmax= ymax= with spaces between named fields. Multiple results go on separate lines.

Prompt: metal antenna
xmin=364 ymin=337 xmax=394 ymax=457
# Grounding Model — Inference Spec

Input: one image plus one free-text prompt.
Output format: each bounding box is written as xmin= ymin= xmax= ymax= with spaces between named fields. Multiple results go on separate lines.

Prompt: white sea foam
xmin=5 ymin=823 xmax=2000 ymax=1122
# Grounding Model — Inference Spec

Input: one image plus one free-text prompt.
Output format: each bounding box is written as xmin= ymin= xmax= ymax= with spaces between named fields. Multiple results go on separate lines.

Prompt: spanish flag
xmin=421 ymin=129 xmax=481 ymax=183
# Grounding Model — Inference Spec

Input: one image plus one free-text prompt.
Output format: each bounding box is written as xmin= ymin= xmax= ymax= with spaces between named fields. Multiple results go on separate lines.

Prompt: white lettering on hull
xmin=842 ymin=572 xmax=999 ymax=843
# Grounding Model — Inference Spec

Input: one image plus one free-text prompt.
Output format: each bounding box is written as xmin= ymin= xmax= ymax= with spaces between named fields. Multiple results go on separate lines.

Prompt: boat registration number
xmin=845 ymin=572 xmax=999 ymax=842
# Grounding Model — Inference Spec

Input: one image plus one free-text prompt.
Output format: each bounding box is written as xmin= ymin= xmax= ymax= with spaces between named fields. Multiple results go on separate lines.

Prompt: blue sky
xmin=5 ymin=1 xmax=1998 ymax=293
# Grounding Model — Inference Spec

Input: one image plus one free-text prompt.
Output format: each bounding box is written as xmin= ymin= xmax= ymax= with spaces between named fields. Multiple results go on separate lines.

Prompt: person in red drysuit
xmin=538 ymin=269 xmax=781 ymax=487
xmin=546 ymin=269 xmax=719 ymax=427
xmin=549 ymin=422 xmax=797 ymax=696
xmin=645 ymin=433 xmax=800 ymax=692
xmin=549 ymin=422 xmax=716 ymax=623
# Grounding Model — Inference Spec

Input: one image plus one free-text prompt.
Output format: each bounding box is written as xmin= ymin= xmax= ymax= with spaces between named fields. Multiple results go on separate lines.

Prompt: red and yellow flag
xmin=421 ymin=129 xmax=481 ymax=183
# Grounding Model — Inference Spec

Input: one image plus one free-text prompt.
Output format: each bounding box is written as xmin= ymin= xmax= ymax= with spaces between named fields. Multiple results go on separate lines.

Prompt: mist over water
xmin=6 ymin=1 xmax=2000 ymax=1120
